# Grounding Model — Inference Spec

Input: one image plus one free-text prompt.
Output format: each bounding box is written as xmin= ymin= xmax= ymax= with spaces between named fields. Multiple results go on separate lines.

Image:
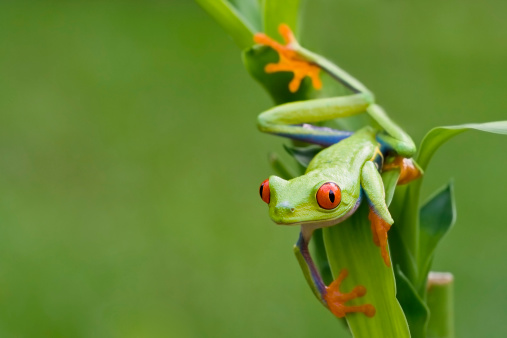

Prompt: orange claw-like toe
xmin=368 ymin=209 xmax=392 ymax=267
xmin=323 ymin=269 xmax=376 ymax=318
xmin=383 ymin=156 xmax=422 ymax=185
xmin=253 ymin=24 xmax=322 ymax=93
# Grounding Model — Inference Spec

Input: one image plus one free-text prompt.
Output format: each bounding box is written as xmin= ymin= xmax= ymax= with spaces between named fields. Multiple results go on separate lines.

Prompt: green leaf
xmin=228 ymin=0 xmax=262 ymax=32
xmin=417 ymin=183 xmax=456 ymax=292
xmin=283 ymin=144 xmax=321 ymax=168
xmin=262 ymin=0 xmax=301 ymax=40
xmin=310 ymin=228 xmax=333 ymax=285
xmin=417 ymin=121 xmax=507 ymax=171
xmin=268 ymin=152 xmax=297 ymax=179
xmin=395 ymin=120 xmax=507 ymax=284
xmin=381 ymin=170 xmax=400 ymax=207
xmin=323 ymin=204 xmax=410 ymax=338
xmin=394 ymin=266 xmax=429 ymax=338
xmin=195 ymin=0 xmax=256 ymax=49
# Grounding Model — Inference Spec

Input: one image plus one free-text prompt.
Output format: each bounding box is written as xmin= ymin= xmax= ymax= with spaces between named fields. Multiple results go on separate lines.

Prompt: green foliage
xmin=196 ymin=1 xmax=507 ymax=337
xmin=195 ymin=0 xmax=255 ymax=49
xmin=418 ymin=183 xmax=456 ymax=293
xmin=282 ymin=144 xmax=322 ymax=168
xmin=394 ymin=267 xmax=429 ymax=338
xmin=418 ymin=122 xmax=507 ymax=171
xmin=324 ymin=204 xmax=410 ymax=338
xmin=195 ymin=0 xmax=507 ymax=337
xmin=262 ymin=0 xmax=301 ymax=39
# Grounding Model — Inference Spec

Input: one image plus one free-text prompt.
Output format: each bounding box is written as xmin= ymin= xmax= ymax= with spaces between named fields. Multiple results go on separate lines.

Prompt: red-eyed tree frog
xmin=255 ymin=25 xmax=422 ymax=319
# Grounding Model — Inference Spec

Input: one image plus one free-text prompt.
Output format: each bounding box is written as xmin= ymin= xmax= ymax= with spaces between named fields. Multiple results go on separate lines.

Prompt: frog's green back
xmin=306 ymin=127 xmax=378 ymax=175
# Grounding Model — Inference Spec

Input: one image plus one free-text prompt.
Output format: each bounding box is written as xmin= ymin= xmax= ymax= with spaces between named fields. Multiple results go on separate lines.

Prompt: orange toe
xmin=368 ymin=209 xmax=392 ymax=267
xmin=253 ymin=24 xmax=322 ymax=93
xmin=323 ymin=269 xmax=376 ymax=318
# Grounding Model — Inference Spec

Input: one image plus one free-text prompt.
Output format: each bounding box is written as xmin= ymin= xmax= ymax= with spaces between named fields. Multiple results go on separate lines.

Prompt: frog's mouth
xmin=273 ymin=195 xmax=362 ymax=228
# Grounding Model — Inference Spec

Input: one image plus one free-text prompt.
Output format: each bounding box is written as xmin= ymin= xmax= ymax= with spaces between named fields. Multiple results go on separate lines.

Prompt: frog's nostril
xmin=276 ymin=201 xmax=295 ymax=213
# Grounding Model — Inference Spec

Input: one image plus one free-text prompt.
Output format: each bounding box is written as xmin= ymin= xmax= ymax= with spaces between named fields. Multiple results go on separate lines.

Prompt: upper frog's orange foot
xmin=324 ymin=269 xmax=376 ymax=318
xmin=254 ymin=24 xmax=322 ymax=93
xmin=383 ymin=156 xmax=422 ymax=185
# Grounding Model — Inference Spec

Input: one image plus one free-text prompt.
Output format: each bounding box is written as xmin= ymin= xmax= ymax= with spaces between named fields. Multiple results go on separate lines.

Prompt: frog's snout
xmin=271 ymin=201 xmax=297 ymax=224
xmin=275 ymin=201 xmax=295 ymax=213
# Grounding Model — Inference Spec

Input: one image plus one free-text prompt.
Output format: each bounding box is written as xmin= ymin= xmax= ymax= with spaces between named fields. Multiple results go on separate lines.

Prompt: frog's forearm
xmin=361 ymin=161 xmax=395 ymax=266
xmin=361 ymin=161 xmax=393 ymax=225
xmin=294 ymin=231 xmax=327 ymax=304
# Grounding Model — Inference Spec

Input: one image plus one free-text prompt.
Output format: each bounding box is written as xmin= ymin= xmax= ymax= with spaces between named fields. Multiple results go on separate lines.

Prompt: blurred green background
xmin=0 ymin=0 xmax=506 ymax=336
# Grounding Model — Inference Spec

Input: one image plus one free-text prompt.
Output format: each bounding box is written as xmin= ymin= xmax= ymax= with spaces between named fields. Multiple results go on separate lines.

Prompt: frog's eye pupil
xmin=259 ymin=179 xmax=270 ymax=204
xmin=329 ymin=190 xmax=335 ymax=203
xmin=316 ymin=182 xmax=341 ymax=209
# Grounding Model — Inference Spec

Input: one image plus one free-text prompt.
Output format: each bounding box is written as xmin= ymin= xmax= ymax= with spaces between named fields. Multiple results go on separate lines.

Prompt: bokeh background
xmin=0 ymin=0 xmax=506 ymax=336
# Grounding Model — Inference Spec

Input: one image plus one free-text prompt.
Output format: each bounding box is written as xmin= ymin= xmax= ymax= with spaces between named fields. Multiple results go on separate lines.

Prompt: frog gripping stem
xmin=368 ymin=208 xmax=392 ymax=267
xmin=383 ymin=156 xmax=422 ymax=185
xmin=324 ymin=269 xmax=376 ymax=318
xmin=254 ymin=24 xmax=322 ymax=93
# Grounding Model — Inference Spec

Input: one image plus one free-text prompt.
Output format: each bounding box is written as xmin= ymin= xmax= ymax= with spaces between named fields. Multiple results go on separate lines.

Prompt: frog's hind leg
xmin=294 ymin=229 xmax=376 ymax=318
xmin=367 ymin=104 xmax=423 ymax=184
xmin=258 ymin=94 xmax=373 ymax=147
xmin=368 ymin=104 xmax=417 ymax=158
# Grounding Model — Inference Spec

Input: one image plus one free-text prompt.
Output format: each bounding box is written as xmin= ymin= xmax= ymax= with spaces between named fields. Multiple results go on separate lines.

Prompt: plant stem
xmin=426 ymin=272 xmax=454 ymax=338
xmin=323 ymin=204 xmax=410 ymax=338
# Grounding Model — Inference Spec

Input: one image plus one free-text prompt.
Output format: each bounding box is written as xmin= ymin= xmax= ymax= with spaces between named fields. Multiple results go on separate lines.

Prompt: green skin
xmin=258 ymin=40 xmax=417 ymax=308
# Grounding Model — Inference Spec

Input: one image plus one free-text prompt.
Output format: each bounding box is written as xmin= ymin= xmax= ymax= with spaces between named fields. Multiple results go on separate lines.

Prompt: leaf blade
xmin=324 ymin=204 xmax=410 ymax=338
xmin=417 ymin=183 xmax=456 ymax=292
xmin=417 ymin=121 xmax=507 ymax=171
xmin=195 ymin=0 xmax=256 ymax=49
xmin=262 ymin=0 xmax=301 ymax=40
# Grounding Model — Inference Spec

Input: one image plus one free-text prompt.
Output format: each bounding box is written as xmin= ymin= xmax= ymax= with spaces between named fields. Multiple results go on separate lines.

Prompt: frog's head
xmin=259 ymin=170 xmax=360 ymax=227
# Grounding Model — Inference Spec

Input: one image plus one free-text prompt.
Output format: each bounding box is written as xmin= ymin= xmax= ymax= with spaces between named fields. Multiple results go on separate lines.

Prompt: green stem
xmin=426 ymin=272 xmax=454 ymax=338
xmin=323 ymin=204 xmax=410 ymax=338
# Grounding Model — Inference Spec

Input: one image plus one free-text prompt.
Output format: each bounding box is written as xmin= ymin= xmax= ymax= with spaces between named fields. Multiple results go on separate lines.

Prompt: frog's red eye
xmin=316 ymin=182 xmax=341 ymax=209
xmin=259 ymin=179 xmax=270 ymax=204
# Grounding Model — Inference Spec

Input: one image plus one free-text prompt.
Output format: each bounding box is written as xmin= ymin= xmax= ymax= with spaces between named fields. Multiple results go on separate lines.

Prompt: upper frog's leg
xmin=368 ymin=104 xmax=416 ymax=158
xmin=361 ymin=161 xmax=394 ymax=266
xmin=258 ymin=94 xmax=373 ymax=146
xmin=294 ymin=229 xmax=375 ymax=318
xmin=367 ymin=105 xmax=423 ymax=184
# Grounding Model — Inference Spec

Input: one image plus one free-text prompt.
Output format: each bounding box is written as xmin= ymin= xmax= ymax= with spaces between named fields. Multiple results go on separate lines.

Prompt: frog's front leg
xmin=361 ymin=161 xmax=394 ymax=266
xmin=294 ymin=229 xmax=375 ymax=318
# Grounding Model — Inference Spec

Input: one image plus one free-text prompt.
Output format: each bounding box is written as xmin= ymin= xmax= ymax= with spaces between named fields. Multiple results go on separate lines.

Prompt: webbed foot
xmin=254 ymin=24 xmax=322 ymax=93
xmin=324 ymin=269 xmax=376 ymax=318
xmin=383 ymin=156 xmax=422 ymax=185
xmin=369 ymin=208 xmax=392 ymax=267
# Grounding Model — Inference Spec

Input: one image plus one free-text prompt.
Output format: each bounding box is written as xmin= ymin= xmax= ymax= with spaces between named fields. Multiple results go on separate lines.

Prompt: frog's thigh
xmin=360 ymin=161 xmax=393 ymax=224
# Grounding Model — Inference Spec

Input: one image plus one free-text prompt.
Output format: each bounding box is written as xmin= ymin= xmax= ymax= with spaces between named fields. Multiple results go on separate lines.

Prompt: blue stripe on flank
xmin=277 ymin=125 xmax=353 ymax=147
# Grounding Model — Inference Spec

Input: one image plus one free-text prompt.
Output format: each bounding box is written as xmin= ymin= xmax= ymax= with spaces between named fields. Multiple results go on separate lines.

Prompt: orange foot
xmin=369 ymin=209 xmax=392 ymax=267
xmin=324 ymin=269 xmax=376 ymax=318
xmin=383 ymin=156 xmax=422 ymax=185
xmin=253 ymin=24 xmax=322 ymax=93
